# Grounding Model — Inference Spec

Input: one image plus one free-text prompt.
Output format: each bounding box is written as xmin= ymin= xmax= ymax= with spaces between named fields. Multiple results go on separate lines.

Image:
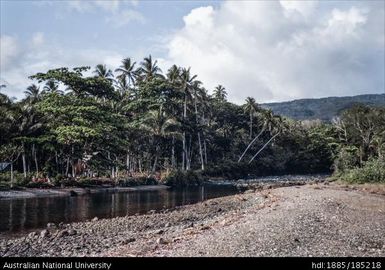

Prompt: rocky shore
xmin=1 ymin=182 xmax=384 ymax=257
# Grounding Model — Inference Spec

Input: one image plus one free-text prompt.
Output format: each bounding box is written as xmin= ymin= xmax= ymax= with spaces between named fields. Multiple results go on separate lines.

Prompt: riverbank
xmin=0 ymin=185 xmax=170 ymax=200
xmin=1 ymin=182 xmax=384 ymax=257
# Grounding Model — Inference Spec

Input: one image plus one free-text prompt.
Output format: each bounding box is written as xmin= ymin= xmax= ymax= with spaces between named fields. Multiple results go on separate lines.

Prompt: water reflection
xmin=0 ymin=185 xmax=242 ymax=233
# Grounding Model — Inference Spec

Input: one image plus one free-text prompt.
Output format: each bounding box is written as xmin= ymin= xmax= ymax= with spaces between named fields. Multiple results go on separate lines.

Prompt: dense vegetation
xmin=263 ymin=94 xmax=385 ymax=121
xmin=0 ymin=55 xmax=384 ymax=187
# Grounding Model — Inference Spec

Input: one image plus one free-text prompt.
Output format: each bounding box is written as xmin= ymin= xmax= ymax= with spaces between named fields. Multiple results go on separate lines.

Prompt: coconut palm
xmin=93 ymin=64 xmax=114 ymax=82
xmin=24 ymin=84 xmax=40 ymax=100
xmin=244 ymin=97 xmax=259 ymax=139
xmin=115 ymin=58 xmax=137 ymax=86
xmin=136 ymin=55 xmax=163 ymax=81
xmin=213 ymin=85 xmax=227 ymax=102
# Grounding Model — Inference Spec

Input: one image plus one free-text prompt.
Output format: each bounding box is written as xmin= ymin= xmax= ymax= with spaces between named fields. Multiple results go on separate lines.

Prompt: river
xmin=0 ymin=184 xmax=244 ymax=234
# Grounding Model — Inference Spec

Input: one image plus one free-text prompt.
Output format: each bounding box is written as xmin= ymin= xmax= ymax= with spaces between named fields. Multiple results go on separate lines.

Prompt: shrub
xmin=117 ymin=176 xmax=158 ymax=187
xmin=163 ymin=170 xmax=205 ymax=186
xmin=203 ymin=161 xmax=250 ymax=180
xmin=333 ymin=146 xmax=360 ymax=175
xmin=339 ymin=158 xmax=385 ymax=183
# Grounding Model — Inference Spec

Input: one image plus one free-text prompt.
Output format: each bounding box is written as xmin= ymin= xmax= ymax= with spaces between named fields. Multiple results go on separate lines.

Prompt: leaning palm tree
xmin=238 ymin=109 xmax=278 ymax=163
xmin=115 ymin=58 xmax=137 ymax=87
xmin=93 ymin=64 xmax=114 ymax=82
xmin=248 ymin=113 xmax=285 ymax=164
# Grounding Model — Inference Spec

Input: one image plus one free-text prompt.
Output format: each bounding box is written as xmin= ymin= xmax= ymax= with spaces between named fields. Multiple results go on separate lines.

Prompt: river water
xmin=0 ymin=185 xmax=243 ymax=233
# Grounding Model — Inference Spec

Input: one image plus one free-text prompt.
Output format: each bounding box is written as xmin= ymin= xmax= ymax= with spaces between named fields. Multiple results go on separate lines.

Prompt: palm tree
xmin=115 ymin=58 xmax=136 ymax=86
xmin=167 ymin=65 xmax=181 ymax=84
xmin=179 ymin=67 xmax=200 ymax=170
xmin=24 ymin=84 xmax=40 ymax=100
xmin=238 ymin=109 xmax=279 ymax=163
xmin=43 ymin=80 xmax=63 ymax=94
xmin=140 ymin=106 xmax=179 ymax=172
xmin=93 ymin=64 xmax=114 ymax=82
xmin=248 ymin=111 xmax=285 ymax=164
xmin=213 ymin=85 xmax=227 ymax=102
xmin=136 ymin=55 xmax=163 ymax=81
xmin=244 ymin=97 xmax=258 ymax=139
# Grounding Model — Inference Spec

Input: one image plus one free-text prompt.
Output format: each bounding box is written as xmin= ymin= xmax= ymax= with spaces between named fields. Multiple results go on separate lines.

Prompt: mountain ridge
xmin=261 ymin=93 xmax=385 ymax=121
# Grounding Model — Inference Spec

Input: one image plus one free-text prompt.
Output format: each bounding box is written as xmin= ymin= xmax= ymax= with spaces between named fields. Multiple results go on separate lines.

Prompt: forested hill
xmin=262 ymin=94 xmax=385 ymax=121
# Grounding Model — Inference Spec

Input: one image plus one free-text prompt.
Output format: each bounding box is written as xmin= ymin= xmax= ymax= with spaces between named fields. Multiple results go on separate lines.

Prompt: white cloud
xmin=165 ymin=1 xmax=384 ymax=103
xmin=0 ymin=35 xmax=20 ymax=71
xmin=106 ymin=9 xmax=146 ymax=27
xmin=31 ymin=32 xmax=45 ymax=47
xmin=0 ymin=35 xmax=125 ymax=99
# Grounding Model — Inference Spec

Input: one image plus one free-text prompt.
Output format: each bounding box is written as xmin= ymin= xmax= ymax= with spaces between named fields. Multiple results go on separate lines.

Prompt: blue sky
xmin=1 ymin=0 xmax=384 ymax=103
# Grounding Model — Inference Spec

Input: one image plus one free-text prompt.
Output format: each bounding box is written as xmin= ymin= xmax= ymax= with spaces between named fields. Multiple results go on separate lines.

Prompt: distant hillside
xmin=261 ymin=94 xmax=385 ymax=121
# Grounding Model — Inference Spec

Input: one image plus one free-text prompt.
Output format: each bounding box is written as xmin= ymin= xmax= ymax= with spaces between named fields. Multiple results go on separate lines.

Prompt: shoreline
xmin=1 ymin=182 xmax=384 ymax=257
xmin=0 ymin=174 xmax=329 ymax=200
xmin=0 ymin=185 xmax=170 ymax=200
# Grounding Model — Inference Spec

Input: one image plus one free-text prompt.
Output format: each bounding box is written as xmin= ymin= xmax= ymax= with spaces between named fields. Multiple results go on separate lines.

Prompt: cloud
xmin=0 ymin=35 xmax=20 ymax=71
xmin=65 ymin=0 xmax=145 ymax=27
xmin=31 ymin=32 xmax=45 ymax=47
xmin=105 ymin=9 xmax=146 ymax=27
xmin=0 ymin=34 xmax=125 ymax=99
xmin=165 ymin=1 xmax=384 ymax=103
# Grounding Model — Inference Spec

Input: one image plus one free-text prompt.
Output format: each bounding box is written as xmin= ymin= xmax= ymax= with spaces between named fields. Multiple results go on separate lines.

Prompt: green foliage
xmin=2 ymin=57 xmax=383 ymax=188
xmin=163 ymin=170 xmax=205 ymax=186
xmin=339 ymin=159 xmax=385 ymax=183
xmin=203 ymin=161 xmax=250 ymax=179
xmin=117 ymin=177 xmax=157 ymax=187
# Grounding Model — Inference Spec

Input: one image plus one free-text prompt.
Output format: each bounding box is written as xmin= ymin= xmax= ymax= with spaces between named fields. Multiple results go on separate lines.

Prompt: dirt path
xmin=107 ymin=184 xmax=385 ymax=257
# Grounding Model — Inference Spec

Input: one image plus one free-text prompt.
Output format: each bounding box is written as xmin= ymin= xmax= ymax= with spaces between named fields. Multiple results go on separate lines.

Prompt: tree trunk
xmin=10 ymin=162 xmax=14 ymax=188
xmin=194 ymin=97 xmax=204 ymax=170
xmin=171 ymin=136 xmax=176 ymax=169
xmin=126 ymin=152 xmax=130 ymax=172
xmin=204 ymin=138 xmax=208 ymax=164
xmin=248 ymin=132 xmax=280 ymax=164
xmin=22 ymin=143 xmax=27 ymax=179
xmin=238 ymin=128 xmax=265 ymax=162
xmin=33 ymin=144 xmax=39 ymax=177
xmin=182 ymin=93 xmax=188 ymax=171
xmin=198 ymin=132 xmax=204 ymax=170
xmin=250 ymin=111 xmax=253 ymax=139
xmin=65 ymin=156 xmax=70 ymax=177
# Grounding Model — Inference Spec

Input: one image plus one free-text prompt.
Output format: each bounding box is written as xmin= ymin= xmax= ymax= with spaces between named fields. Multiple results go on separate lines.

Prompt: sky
xmin=0 ymin=0 xmax=384 ymax=104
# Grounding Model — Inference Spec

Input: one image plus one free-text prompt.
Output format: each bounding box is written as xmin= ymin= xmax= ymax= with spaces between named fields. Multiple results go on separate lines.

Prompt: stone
xmin=40 ymin=229 xmax=50 ymax=238
xmin=58 ymin=230 xmax=69 ymax=237
xmin=244 ymin=189 xmax=254 ymax=194
xmin=164 ymin=222 xmax=171 ymax=228
xmin=47 ymin=223 xmax=56 ymax=229
xmin=156 ymin=229 xmax=164 ymax=235
xmin=156 ymin=238 xmax=168 ymax=245
xmin=68 ymin=229 xmax=77 ymax=236
xmin=121 ymin=238 xmax=136 ymax=244
xmin=28 ymin=231 xmax=38 ymax=238
xmin=92 ymin=217 xmax=99 ymax=222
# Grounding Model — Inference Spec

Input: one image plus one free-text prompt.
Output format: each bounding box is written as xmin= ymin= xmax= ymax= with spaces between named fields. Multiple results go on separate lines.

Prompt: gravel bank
xmin=1 ymin=182 xmax=384 ymax=257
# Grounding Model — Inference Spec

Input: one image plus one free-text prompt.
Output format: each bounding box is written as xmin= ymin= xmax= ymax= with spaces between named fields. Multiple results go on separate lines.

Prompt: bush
xmin=339 ymin=158 xmax=385 ymax=183
xmin=163 ymin=170 xmax=205 ymax=187
xmin=117 ymin=176 xmax=158 ymax=187
xmin=333 ymin=146 xmax=360 ymax=175
xmin=203 ymin=161 xmax=251 ymax=180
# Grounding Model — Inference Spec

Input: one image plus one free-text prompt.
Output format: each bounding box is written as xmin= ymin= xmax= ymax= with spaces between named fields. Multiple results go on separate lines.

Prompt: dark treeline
xmin=0 ymin=55 xmax=384 ymax=187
